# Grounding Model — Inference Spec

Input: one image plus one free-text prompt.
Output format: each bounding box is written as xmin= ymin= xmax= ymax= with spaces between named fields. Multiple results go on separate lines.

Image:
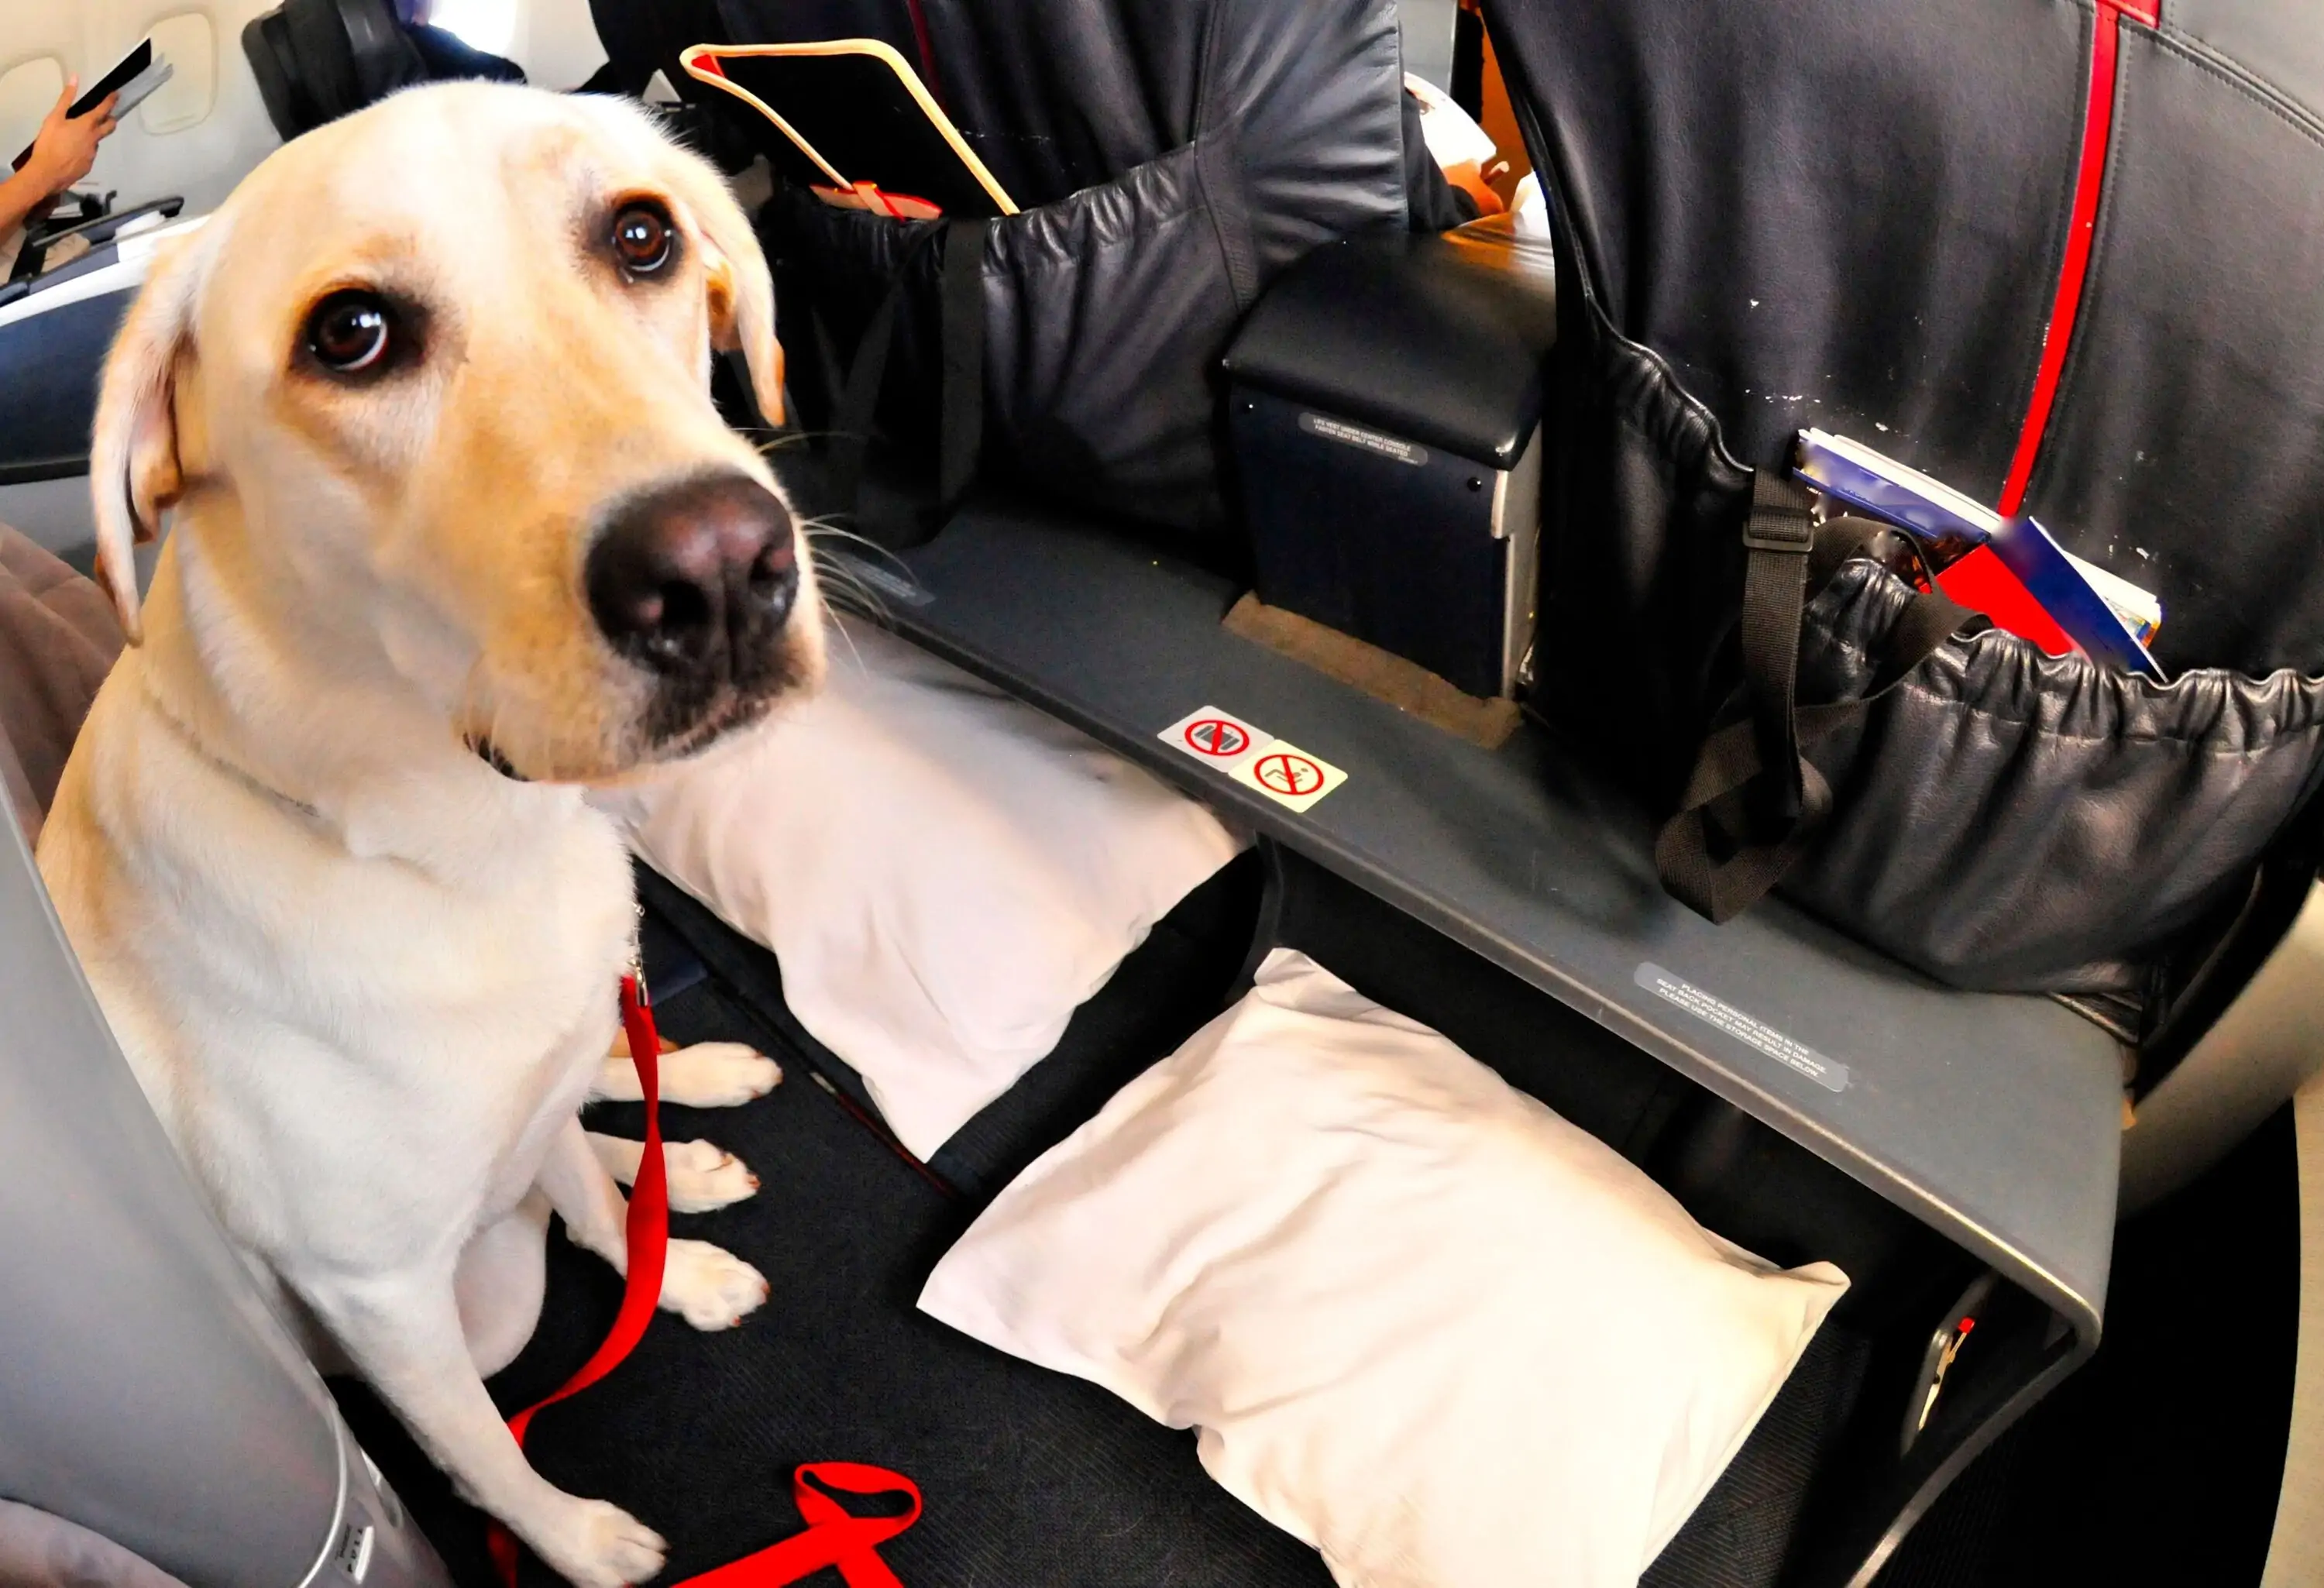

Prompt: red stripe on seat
xmin=1996 ymin=0 xmax=2150 ymax=514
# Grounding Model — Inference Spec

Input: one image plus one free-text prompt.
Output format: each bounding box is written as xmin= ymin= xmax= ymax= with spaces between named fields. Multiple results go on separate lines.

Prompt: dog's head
xmin=91 ymin=82 xmax=822 ymax=781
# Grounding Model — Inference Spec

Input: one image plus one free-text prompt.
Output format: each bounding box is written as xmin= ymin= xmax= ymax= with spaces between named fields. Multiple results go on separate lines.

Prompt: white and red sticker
xmin=1159 ymin=706 xmax=1270 ymax=777
xmin=1157 ymin=706 xmax=1348 ymax=813
xmin=1182 ymin=716 xmax=1254 ymax=758
xmin=1231 ymin=741 xmax=1348 ymax=813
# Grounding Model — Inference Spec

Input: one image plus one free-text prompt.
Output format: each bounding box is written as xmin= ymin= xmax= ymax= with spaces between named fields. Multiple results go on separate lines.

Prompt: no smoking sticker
xmin=1185 ymin=717 xmax=1252 ymax=757
xmin=1230 ymin=740 xmax=1347 ymax=813
xmin=1159 ymin=706 xmax=1273 ymax=778
xmin=1158 ymin=706 xmax=1349 ymax=813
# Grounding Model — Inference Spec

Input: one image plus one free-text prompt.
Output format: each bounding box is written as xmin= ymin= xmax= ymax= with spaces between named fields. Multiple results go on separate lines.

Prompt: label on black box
xmin=1298 ymin=411 xmax=1428 ymax=467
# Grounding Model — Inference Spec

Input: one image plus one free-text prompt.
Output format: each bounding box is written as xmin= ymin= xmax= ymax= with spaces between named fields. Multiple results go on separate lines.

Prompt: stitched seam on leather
xmin=1192 ymin=0 xmax=1228 ymax=138
xmin=1195 ymin=132 xmax=1259 ymax=311
xmin=2147 ymin=22 xmax=2324 ymax=150
xmin=1502 ymin=45 xmax=1619 ymax=335
xmin=1806 ymin=572 xmax=2324 ymax=744
xmin=1883 ymin=670 xmax=2324 ymax=748
xmin=1600 ymin=321 xmax=1754 ymax=482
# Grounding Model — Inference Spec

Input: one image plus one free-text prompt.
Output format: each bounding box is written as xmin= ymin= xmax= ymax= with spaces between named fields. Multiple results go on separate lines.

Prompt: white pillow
xmin=600 ymin=619 xmax=1246 ymax=1158
xmin=919 ymin=949 xmax=1850 ymax=1588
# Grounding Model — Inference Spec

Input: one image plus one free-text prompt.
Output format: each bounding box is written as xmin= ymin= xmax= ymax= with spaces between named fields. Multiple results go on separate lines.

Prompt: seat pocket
xmin=1783 ymin=562 xmax=2324 ymax=995
xmin=764 ymin=136 xmax=1255 ymax=542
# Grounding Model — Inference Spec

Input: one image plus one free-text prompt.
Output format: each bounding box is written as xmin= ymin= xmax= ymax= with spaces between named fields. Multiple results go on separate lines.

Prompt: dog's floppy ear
xmin=666 ymin=157 xmax=786 ymax=428
xmin=90 ymin=232 xmax=205 ymax=644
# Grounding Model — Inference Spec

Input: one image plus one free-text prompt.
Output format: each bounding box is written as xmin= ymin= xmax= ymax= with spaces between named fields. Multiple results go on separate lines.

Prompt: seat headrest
xmin=240 ymin=0 xmax=427 ymax=139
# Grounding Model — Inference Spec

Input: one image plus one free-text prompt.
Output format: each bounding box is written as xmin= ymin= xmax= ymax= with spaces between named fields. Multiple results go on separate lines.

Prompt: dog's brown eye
xmin=612 ymin=203 xmax=673 ymax=274
xmin=306 ymin=290 xmax=391 ymax=373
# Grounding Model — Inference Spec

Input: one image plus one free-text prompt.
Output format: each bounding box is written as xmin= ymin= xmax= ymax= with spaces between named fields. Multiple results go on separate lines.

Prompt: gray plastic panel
xmin=1399 ymin=0 xmax=1460 ymax=91
xmin=866 ymin=500 xmax=2123 ymax=1343
xmin=0 ymin=809 xmax=448 ymax=1588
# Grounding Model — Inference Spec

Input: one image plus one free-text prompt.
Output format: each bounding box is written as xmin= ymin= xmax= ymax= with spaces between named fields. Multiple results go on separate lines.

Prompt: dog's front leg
xmin=593 ymin=1038 xmax=780 ymax=1107
xmin=296 ymin=1267 xmax=665 ymax=1588
xmin=538 ymin=1116 xmax=770 ymax=1329
xmin=587 ymin=1129 xmax=758 ymax=1212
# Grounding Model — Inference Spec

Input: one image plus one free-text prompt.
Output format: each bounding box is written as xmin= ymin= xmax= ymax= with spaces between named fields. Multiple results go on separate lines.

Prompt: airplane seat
xmin=2122 ymin=883 xmax=2324 ymax=1215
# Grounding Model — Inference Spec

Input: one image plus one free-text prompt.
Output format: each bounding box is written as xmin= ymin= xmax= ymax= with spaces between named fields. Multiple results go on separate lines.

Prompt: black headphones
xmin=241 ymin=0 xmax=430 ymax=138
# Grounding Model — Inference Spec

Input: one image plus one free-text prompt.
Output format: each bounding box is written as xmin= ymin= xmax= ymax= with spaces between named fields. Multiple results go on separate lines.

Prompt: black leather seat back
xmin=242 ymin=0 xmax=521 ymax=140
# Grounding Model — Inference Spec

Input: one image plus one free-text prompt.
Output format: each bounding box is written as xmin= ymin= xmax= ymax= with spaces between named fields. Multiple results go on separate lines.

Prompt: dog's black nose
xmin=587 ymin=473 xmax=798 ymax=673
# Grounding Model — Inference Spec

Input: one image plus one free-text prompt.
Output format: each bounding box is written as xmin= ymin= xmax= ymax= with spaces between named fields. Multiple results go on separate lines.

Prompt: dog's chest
xmin=356 ymin=813 xmax=637 ymax=1103
xmin=287 ymin=811 xmax=631 ymax=1030
xmin=161 ymin=795 xmax=638 ymax=1221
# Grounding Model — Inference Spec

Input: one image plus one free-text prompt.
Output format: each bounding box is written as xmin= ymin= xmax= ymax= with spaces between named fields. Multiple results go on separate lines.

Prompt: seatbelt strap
xmin=1737 ymin=475 xmax=1817 ymax=829
xmin=937 ymin=217 xmax=991 ymax=509
xmin=488 ymin=978 xmax=922 ymax=1587
xmin=825 ymin=226 xmax=944 ymax=521
xmin=827 ymin=217 xmax=989 ymax=538
xmin=1657 ymin=475 xmax=1974 ymax=923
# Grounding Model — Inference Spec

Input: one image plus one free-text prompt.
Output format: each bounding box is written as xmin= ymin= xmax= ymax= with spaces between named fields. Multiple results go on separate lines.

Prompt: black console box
xmin=1222 ymin=218 xmax=1556 ymax=699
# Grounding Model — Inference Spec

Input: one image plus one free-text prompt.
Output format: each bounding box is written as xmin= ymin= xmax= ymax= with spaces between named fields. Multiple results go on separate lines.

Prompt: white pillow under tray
xmin=920 ymin=948 xmax=1850 ymax=1588
xmin=598 ymin=618 xmax=1248 ymax=1160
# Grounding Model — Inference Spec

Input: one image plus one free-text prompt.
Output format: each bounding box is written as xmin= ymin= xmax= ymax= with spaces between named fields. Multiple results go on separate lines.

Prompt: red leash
xmin=674 ymin=1465 xmax=921 ymax=1588
xmin=488 ymin=975 xmax=920 ymax=1588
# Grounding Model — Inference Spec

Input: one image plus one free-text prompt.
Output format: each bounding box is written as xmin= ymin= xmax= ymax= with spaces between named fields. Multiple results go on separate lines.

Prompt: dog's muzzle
xmin=589 ymin=471 xmax=799 ymax=670
xmin=586 ymin=470 xmax=803 ymax=745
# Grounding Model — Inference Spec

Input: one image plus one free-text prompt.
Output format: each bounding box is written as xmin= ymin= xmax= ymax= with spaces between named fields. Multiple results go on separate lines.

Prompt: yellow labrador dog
xmin=37 ymin=84 xmax=822 ymax=1586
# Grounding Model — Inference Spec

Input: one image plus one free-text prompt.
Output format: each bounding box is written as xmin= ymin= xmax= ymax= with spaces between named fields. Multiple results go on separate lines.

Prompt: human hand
xmin=22 ymin=79 xmax=119 ymax=202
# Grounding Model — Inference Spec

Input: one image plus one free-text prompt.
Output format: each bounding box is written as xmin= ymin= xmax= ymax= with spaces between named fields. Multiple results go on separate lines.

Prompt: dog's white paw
xmin=663 ymin=1138 xmax=758 ymax=1212
xmin=659 ymin=1237 xmax=768 ymax=1329
xmin=658 ymin=1041 xmax=782 ymax=1108
xmin=533 ymin=1497 xmax=665 ymax=1588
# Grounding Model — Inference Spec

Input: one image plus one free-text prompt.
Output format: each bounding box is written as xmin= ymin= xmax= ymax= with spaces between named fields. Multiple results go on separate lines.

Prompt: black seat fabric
xmin=242 ymin=0 xmax=522 ymax=140
xmin=1484 ymin=0 xmax=2324 ymax=679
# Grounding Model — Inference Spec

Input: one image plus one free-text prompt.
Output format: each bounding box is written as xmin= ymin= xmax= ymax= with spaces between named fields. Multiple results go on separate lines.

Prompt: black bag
xmin=1484 ymin=0 xmax=2324 ymax=1047
xmin=708 ymin=0 xmax=1424 ymax=550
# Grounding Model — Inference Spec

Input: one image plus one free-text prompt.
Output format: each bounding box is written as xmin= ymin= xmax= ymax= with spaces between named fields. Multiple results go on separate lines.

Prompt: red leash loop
xmin=486 ymin=978 xmax=920 ymax=1587
xmin=675 ymin=1464 xmax=923 ymax=1588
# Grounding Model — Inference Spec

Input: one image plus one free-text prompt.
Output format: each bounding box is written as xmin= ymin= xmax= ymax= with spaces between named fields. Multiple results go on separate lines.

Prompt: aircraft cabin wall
xmin=0 ymin=0 xmax=608 ymax=563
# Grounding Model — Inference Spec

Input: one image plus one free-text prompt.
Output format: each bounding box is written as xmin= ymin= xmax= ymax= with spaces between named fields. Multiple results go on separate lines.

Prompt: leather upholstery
xmin=727 ymin=0 xmax=1412 ymax=538
xmin=1486 ymin=0 xmax=2324 ymax=998
xmin=1489 ymin=0 xmax=2324 ymax=677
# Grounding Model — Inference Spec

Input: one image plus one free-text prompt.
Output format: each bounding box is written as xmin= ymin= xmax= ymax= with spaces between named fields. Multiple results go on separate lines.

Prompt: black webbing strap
xmin=1656 ymin=476 xmax=1976 ymax=923
xmin=1738 ymin=475 xmax=1817 ymax=828
xmin=823 ymin=224 xmax=937 ymax=517
xmin=937 ymin=216 xmax=991 ymax=507
xmin=826 ymin=215 xmax=990 ymax=532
